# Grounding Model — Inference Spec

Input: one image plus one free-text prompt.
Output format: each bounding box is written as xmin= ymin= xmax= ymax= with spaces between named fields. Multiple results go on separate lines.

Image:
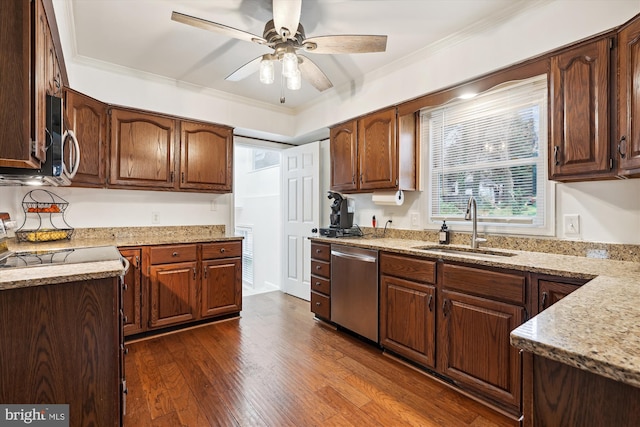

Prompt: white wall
xmin=0 ymin=186 xmax=232 ymax=229
xmin=234 ymin=143 xmax=282 ymax=291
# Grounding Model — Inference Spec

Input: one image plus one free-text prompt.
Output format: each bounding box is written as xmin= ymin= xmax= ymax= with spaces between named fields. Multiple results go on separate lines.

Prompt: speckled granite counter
xmin=1 ymin=225 xmax=241 ymax=291
xmin=310 ymin=236 xmax=640 ymax=389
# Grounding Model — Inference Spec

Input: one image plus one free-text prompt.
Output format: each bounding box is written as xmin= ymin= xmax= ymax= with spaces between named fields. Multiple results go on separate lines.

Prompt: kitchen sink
xmin=411 ymin=245 xmax=517 ymax=258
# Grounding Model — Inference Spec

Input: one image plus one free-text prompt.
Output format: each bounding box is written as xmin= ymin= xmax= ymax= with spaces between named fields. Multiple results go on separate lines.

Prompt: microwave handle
xmin=62 ymin=129 xmax=81 ymax=179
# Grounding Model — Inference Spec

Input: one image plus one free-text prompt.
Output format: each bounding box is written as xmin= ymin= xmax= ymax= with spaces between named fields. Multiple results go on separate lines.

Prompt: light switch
xmin=563 ymin=214 xmax=580 ymax=237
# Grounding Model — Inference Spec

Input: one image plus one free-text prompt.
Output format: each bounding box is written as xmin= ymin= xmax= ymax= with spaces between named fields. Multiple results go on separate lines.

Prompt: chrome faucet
xmin=465 ymin=196 xmax=487 ymax=249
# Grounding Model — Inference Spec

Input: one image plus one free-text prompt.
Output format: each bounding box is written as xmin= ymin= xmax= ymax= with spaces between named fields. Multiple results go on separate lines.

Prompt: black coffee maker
xmin=328 ymin=191 xmax=353 ymax=229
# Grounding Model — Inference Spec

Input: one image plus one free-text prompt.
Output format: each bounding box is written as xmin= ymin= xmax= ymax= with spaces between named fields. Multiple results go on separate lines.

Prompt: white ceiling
xmin=66 ymin=0 xmax=548 ymax=110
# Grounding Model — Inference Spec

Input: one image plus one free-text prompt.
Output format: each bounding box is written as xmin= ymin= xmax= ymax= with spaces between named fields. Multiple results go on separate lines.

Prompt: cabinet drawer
xmin=149 ymin=244 xmax=197 ymax=265
xmin=311 ymin=291 xmax=330 ymax=319
xmin=311 ymin=242 xmax=331 ymax=262
xmin=442 ymin=264 xmax=525 ymax=305
xmin=311 ymin=275 xmax=331 ymax=295
xmin=202 ymin=241 xmax=242 ymax=259
xmin=380 ymin=252 xmax=436 ymax=284
xmin=311 ymin=259 xmax=330 ymax=278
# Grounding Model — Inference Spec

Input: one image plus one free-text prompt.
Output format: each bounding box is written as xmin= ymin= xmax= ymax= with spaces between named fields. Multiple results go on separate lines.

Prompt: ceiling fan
xmin=171 ymin=0 xmax=387 ymax=100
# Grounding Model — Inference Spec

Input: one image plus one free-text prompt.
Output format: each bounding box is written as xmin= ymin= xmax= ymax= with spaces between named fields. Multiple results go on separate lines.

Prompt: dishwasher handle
xmin=331 ymin=249 xmax=377 ymax=263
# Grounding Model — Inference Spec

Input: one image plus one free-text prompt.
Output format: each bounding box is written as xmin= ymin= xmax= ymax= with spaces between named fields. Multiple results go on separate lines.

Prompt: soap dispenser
xmin=439 ymin=221 xmax=450 ymax=244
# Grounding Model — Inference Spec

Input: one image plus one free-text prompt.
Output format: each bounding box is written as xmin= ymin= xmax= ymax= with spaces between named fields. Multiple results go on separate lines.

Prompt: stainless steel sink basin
xmin=412 ymin=245 xmax=517 ymax=258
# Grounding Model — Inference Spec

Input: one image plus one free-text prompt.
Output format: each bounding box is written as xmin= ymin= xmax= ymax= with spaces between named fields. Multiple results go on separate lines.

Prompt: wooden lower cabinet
xmin=438 ymin=289 xmax=524 ymax=413
xmin=149 ymin=260 xmax=198 ymax=328
xmin=310 ymin=242 xmax=331 ymax=320
xmin=201 ymin=257 xmax=242 ymax=318
xmin=0 ymin=277 xmax=123 ymax=426
xmin=120 ymin=247 xmax=143 ymax=335
xmin=380 ymin=275 xmax=436 ymax=368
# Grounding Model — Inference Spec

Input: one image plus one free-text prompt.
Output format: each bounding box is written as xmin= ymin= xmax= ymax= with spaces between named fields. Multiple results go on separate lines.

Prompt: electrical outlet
xmin=563 ymin=214 xmax=580 ymax=237
xmin=152 ymin=211 xmax=160 ymax=224
xmin=410 ymin=212 xmax=420 ymax=228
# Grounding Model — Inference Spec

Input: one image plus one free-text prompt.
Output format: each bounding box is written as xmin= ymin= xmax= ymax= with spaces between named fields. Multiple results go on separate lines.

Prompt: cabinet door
xmin=0 ymin=0 xmax=37 ymax=168
xmin=618 ymin=17 xmax=640 ymax=172
xmin=538 ymin=280 xmax=580 ymax=313
xmin=149 ymin=261 xmax=197 ymax=328
xmin=180 ymin=121 xmax=233 ymax=192
xmin=380 ymin=275 xmax=436 ymax=369
xmin=120 ymin=248 xmax=143 ymax=336
xmin=330 ymin=120 xmax=358 ymax=192
xmin=201 ymin=258 xmax=242 ymax=318
xmin=32 ymin=0 xmax=49 ymax=162
xmin=549 ymin=37 xmax=612 ymax=179
xmin=65 ymin=89 xmax=108 ymax=187
xmin=109 ymin=108 xmax=176 ymax=189
xmin=439 ymin=290 xmax=523 ymax=411
xmin=358 ymin=108 xmax=397 ymax=190
xmin=45 ymin=22 xmax=61 ymax=97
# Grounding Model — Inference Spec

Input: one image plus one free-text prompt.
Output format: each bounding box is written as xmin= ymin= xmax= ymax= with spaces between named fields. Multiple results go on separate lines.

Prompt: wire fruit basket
xmin=16 ymin=190 xmax=74 ymax=242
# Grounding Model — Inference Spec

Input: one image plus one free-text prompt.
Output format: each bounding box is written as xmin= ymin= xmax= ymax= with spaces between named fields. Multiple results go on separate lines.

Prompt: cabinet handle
xmin=135 ymin=255 xmax=140 ymax=268
xmin=220 ymin=248 xmax=226 ymax=253
xmin=442 ymin=299 xmax=449 ymax=316
xmin=181 ymin=172 xmax=185 ymax=183
xmin=123 ymin=283 xmax=128 ymax=291
xmin=123 ymin=316 xmax=128 ymax=323
xmin=360 ymin=173 xmax=363 ymax=183
xmin=427 ymin=294 xmax=433 ymax=312
xmin=352 ymin=174 xmax=355 ymax=184
xmin=172 ymin=252 xmax=179 ymax=257
xmin=618 ymin=136 xmax=627 ymax=159
xmin=314 ymin=281 xmax=320 ymax=287
xmin=170 ymin=171 xmax=175 ymax=183
xmin=316 ymin=265 xmax=321 ymax=270
xmin=193 ymin=268 xmax=197 ymax=280
xmin=553 ymin=146 xmax=560 ymax=166
xmin=541 ymin=292 xmax=548 ymax=309
xmin=204 ymin=268 xmax=208 ymax=279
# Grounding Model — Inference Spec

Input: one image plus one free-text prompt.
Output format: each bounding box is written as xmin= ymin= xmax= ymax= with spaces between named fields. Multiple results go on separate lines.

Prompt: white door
xmin=282 ymin=142 xmax=320 ymax=300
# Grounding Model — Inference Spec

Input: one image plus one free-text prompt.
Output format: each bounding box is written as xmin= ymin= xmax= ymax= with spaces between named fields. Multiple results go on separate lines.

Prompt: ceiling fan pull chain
xmin=280 ymin=70 xmax=286 ymax=104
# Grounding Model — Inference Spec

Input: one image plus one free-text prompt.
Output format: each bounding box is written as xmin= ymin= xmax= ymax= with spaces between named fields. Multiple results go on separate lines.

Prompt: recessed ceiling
xmin=67 ymin=0 xmax=545 ymax=109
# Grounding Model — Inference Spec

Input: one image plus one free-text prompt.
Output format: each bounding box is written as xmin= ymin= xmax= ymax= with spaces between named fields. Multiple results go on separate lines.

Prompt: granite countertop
xmin=1 ymin=225 xmax=241 ymax=291
xmin=310 ymin=235 xmax=640 ymax=389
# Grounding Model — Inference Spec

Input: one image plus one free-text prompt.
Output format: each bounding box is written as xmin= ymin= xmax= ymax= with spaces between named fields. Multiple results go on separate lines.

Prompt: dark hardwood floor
xmin=124 ymin=291 xmax=514 ymax=426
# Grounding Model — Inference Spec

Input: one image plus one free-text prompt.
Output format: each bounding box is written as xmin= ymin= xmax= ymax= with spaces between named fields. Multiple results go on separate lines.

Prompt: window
xmin=252 ymin=148 xmax=280 ymax=170
xmin=422 ymin=74 xmax=552 ymax=234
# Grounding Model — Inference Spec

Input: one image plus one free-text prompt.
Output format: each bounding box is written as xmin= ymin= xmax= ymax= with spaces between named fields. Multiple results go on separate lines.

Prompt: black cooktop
xmin=0 ymin=246 xmax=122 ymax=269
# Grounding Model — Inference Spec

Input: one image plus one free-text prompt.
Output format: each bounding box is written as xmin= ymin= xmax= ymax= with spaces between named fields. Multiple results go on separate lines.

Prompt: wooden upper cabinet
xmin=358 ymin=108 xmax=398 ymax=190
xmin=549 ymin=37 xmax=613 ymax=180
xmin=329 ymin=107 xmax=412 ymax=193
xmin=65 ymin=89 xmax=108 ymax=187
xmin=109 ymin=108 xmax=176 ymax=189
xmin=180 ymin=121 xmax=233 ymax=192
xmin=330 ymin=120 xmax=358 ymax=192
xmin=618 ymin=16 xmax=640 ymax=173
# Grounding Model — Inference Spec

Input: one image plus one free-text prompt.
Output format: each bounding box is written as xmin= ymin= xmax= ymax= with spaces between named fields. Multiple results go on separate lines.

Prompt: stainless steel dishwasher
xmin=331 ymin=244 xmax=379 ymax=342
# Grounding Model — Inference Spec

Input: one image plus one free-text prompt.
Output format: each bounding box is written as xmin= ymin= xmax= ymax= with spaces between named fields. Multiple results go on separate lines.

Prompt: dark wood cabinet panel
xmin=109 ymin=108 xmax=176 ymax=189
xmin=380 ymin=252 xmax=436 ymax=284
xmin=201 ymin=257 xmax=242 ymax=318
xmin=180 ymin=121 xmax=233 ymax=192
xmin=120 ymin=248 xmax=143 ymax=336
xmin=358 ymin=108 xmax=398 ymax=190
xmin=310 ymin=242 xmax=331 ymax=320
xmin=438 ymin=290 xmax=523 ymax=412
xmin=311 ymin=242 xmax=331 ymax=262
xmin=65 ymin=89 xmax=108 ymax=187
xmin=381 ymin=275 xmax=436 ymax=368
xmin=0 ymin=277 xmax=121 ymax=426
xmin=618 ymin=17 xmax=640 ymax=173
xmin=330 ymin=120 xmax=358 ymax=192
xmin=442 ymin=263 xmax=526 ymax=305
xmin=149 ymin=261 xmax=198 ymax=328
xmin=201 ymin=241 xmax=242 ymax=260
xmin=32 ymin=0 xmax=49 ymax=163
xmin=537 ymin=280 xmax=580 ymax=313
xmin=549 ymin=37 xmax=612 ymax=179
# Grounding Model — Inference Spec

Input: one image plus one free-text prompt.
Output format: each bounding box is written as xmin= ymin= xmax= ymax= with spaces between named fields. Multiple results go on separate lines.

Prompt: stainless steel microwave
xmin=0 ymin=94 xmax=80 ymax=186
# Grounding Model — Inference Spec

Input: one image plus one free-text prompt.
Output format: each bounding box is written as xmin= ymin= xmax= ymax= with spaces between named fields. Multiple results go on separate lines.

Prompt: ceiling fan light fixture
xmin=287 ymin=69 xmax=302 ymax=90
xmin=282 ymin=49 xmax=299 ymax=78
xmin=259 ymin=56 xmax=275 ymax=84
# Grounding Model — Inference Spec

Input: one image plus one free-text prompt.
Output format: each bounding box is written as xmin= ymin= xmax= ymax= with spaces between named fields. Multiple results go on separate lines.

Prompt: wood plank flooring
xmin=124 ymin=291 xmax=514 ymax=426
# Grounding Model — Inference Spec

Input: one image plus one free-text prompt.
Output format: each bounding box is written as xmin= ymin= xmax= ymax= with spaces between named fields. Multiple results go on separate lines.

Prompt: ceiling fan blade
xmin=272 ymin=0 xmax=301 ymax=40
xmin=303 ymin=35 xmax=387 ymax=54
xmin=298 ymin=55 xmax=333 ymax=92
xmin=172 ymin=11 xmax=267 ymax=45
xmin=225 ymin=56 xmax=263 ymax=81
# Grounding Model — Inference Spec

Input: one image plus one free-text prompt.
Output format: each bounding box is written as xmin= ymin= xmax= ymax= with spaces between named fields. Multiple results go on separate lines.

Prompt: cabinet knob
xmin=172 ymin=252 xmax=178 ymax=257
xmin=220 ymin=248 xmax=226 ymax=253
xmin=316 ymin=302 xmax=321 ymax=306
xmin=314 ymin=282 xmax=320 ymax=287
xmin=315 ymin=249 xmax=321 ymax=253
xmin=316 ymin=265 xmax=321 ymax=270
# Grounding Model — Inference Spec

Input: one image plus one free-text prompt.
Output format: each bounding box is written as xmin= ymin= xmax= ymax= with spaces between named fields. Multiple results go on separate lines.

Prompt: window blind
xmin=422 ymin=75 xmax=548 ymax=228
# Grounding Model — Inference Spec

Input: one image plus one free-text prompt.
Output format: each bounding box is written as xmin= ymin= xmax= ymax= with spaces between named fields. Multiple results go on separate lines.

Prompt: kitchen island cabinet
xmin=0 ymin=276 xmax=124 ymax=426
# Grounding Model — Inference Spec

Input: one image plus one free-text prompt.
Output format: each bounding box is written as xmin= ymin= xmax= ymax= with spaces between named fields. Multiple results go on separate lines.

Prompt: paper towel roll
xmin=372 ymin=190 xmax=404 ymax=206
